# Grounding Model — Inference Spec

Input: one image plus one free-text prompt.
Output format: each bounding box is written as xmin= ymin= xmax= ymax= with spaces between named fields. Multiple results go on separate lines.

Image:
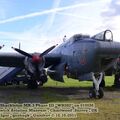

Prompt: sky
xmin=0 ymin=0 xmax=120 ymax=53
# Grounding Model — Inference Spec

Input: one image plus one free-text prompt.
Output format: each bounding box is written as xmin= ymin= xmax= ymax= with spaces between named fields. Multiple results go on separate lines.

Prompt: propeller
xmin=40 ymin=45 xmax=57 ymax=56
xmin=11 ymin=45 xmax=57 ymax=81
xmin=11 ymin=47 xmax=32 ymax=58
xmin=11 ymin=45 xmax=56 ymax=64
xmin=11 ymin=45 xmax=57 ymax=85
xmin=12 ymin=45 xmax=56 ymax=57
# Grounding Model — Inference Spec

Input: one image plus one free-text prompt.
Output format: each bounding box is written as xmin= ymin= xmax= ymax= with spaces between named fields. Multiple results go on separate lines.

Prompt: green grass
xmin=40 ymin=75 xmax=117 ymax=103
xmin=44 ymin=75 xmax=114 ymax=88
xmin=105 ymin=76 xmax=114 ymax=86
xmin=41 ymin=76 xmax=119 ymax=120
xmin=0 ymin=75 xmax=119 ymax=120
xmin=76 ymin=99 xmax=120 ymax=120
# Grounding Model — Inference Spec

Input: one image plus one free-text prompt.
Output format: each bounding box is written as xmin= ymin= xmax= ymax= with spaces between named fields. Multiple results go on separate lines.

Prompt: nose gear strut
xmin=89 ymin=72 xmax=104 ymax=99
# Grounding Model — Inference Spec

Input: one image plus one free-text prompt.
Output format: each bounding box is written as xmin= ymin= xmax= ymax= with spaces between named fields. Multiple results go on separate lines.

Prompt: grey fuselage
xmin=50 ymin=35 xmax=120 ymax=79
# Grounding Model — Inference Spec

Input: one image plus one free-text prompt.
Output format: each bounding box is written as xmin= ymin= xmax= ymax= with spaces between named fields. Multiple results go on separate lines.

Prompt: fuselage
xmin=50 ymin=34 xmax=120 ymax=79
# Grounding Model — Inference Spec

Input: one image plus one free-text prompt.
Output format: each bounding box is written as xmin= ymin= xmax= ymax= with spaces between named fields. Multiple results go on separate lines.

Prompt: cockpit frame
xmin=91 ymin=30 xmax=113 ymax=42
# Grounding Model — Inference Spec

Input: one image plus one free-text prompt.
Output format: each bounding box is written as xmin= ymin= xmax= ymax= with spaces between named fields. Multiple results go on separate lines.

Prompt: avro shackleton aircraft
xmin=0 ymin=30 xmax=119 ymax=99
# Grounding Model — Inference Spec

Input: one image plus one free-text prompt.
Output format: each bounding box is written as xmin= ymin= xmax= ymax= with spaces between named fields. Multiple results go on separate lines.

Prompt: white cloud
xmin=0 ymin=9 xmax=6 ymax=20
xmin=0 ymin=0 xmax=9 ymax=20
xmin=116 ymin=0 xmax=120 ymax=5
xmin=45 ymin=0 xmax=61 ymax=32
xmin=100 ymin=0 xmax=120 ymax=41
xmin=0 ymin=1 xmax=105 ymax=24
xmin=0 ymin=0 xmax=114 ymax=53
xmin=108 ymin=16 xmax=120 ymax=41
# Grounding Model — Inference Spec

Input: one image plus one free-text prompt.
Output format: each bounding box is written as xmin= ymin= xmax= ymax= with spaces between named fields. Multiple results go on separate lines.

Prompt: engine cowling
xmin=24 ymin=55 xmax=45 ymax=74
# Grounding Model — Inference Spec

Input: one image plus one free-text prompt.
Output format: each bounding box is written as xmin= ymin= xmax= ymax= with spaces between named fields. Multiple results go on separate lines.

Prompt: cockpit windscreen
xmin=91 ymin=30 xmax=113 ymax=41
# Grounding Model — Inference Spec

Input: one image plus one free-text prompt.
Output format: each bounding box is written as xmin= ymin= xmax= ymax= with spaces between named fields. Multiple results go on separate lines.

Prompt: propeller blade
xmin=11 ymin=47 xmax=32 ymax=58
xmin=40 ymin=45 xmax=56 ymax=56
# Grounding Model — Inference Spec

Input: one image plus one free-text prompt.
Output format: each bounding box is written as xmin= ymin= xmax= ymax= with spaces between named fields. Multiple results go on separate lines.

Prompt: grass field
xmin=0 ymin=75 xmax=120 ymax=120
xmin=44 ymin=75 xmax=114 ymax=87
xmin=44 ymin=76 xmax=120 ymax=120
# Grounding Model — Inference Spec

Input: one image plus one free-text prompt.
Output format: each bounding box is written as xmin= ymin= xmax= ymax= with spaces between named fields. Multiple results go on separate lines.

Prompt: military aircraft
xmin=0 ymin=29 xmax=119 ymax=99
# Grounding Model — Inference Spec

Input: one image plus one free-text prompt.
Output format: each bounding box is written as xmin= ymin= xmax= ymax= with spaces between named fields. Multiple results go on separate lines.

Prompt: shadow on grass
xmin=0 ymin=86 xmax=90 ymax=103
xmin=0 ymin=86 xmax=119 ymax=103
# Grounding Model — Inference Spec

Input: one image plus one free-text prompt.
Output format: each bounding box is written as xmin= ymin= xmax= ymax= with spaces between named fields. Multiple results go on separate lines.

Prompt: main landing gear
xmin=89 ymin=72 xmax=104 ymax=99
xmin=27 ymin=80 xmax=38 ymax=89
xmin=26 ymin=70 xmax=48 ymax=89
xmin=27 ymin=73 xmax=48 ymax=89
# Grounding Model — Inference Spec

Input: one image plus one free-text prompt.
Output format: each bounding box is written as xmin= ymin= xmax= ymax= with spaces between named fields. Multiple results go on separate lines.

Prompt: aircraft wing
xmin=0 ymin=52 xmax=61 ymax=68
xmin=0 ymin=53 xmax=25 ymax=67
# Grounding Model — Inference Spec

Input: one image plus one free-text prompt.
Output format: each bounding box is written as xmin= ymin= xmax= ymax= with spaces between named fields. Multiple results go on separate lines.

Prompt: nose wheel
xmin=89 ymin=72 xmax=104 ymax=99
xmin=89 ymin=87 xmax=104 ymax=99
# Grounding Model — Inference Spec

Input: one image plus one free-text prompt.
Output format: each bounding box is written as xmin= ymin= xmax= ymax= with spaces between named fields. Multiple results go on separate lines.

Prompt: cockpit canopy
xmin=91 ymin=30 xmax=113 ymax=42
xmin=72 ymin=34 xmax=90 ymax=42
xmin=66 ymin=34 xmax=90 ymax=44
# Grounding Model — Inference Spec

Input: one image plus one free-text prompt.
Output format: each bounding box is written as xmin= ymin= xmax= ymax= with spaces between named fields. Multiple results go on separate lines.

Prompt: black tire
xmin=39 ymin=81 xmax=44 ymax=86
xmin=97 ymin=87 xmax=104 ymax=99
xmin=89 ymin=87 xmax=104 ymax=99
xmin=100 ymin=79 xmax=105 ymax=88
xmin=40 ymin=75 xmax=48 ymax=84
xmin=27 ymin=80 xmax=38 ymax=89
xmin=89 ymin=88 xmax=96 ymax=98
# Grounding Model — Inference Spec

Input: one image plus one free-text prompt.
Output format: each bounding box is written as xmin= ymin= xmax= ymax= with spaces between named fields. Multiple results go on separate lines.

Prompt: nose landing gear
xmin=89 ymin=72 xmax=104 ymax=99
